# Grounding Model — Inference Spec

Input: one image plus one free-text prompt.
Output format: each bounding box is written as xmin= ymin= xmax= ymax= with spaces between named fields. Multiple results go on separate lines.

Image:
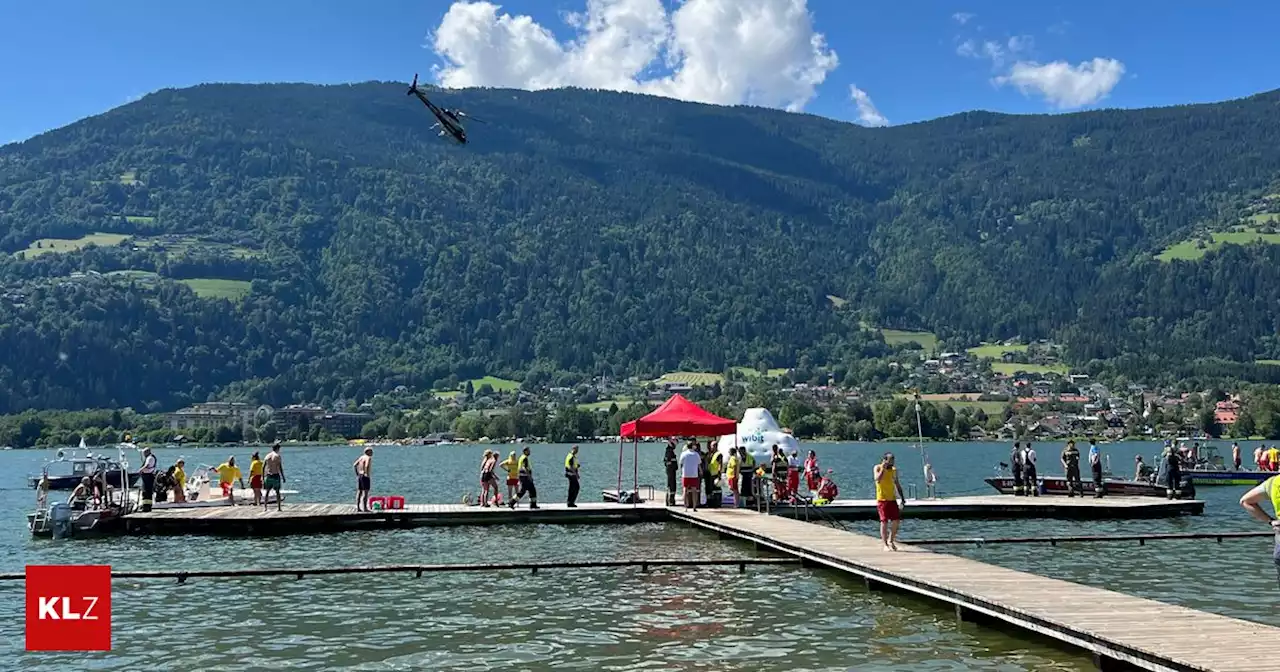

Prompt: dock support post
xmin=416 ymin=570 xmax=422 ymax=578
xmin=641 ymin=563 xmax=649 ymax=572
xmin=296 ymin=573 xmax=303 ymax=580
xmin=531 ymin=567 xmax=538 ymax=576
xmin=738 ymin=563 xmax=745 ymax=574
xmin=954 ymin=604 xmax=964 ymax=621
xmin=1139 ymin=539 xmax=1145 ymax=546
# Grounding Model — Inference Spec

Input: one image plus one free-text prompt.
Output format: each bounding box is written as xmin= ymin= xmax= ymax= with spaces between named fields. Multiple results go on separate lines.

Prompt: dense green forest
xmin=1 ymin=82 xmax=1279 ymax=412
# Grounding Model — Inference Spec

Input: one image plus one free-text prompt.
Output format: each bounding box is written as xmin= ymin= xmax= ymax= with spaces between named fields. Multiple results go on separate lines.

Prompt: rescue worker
xmin=1089 ymin=439 xmax=1105 ymax=498
xmin=1238 ymin=472 xmax=1280 ymax=576
xmin=706 ymin=446 xmax=723 ymax=507
xmin=1022 ymin=442 xmax=1039 ymax=497
xmin=739 ymin=446 xmax=756 ymax=506
xmin=1061 ymin=440 xmax=1082 ymax=497
xmin=1161 ymin=446 xmax=1182 ymax=500
xmin=1010 ymin=441 xmax=1025 ymax=496
xmin=725 ymin=448 xmax=740 ymax=507
xmin=510 ymin=446 xmax=538 ymax=510
xmin=564 ymin=445 xmax=581 ymax=508
xmin=138 ymin=446 xmax=158 ymax=512
xmin=663 ymin=440 xmax=679 ymax=506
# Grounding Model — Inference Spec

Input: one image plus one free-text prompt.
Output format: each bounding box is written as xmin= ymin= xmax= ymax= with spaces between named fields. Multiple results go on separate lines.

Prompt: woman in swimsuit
xmin=479 ymin=450 xmax=499 ymax=507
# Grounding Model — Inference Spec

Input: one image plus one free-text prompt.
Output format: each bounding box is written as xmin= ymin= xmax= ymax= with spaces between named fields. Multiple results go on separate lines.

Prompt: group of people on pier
xmin=662 ymin=439 xmax=841 ymax=510
xmin=1008 ymin=439 xmax=1107 ymax=498
xmin=474 ymin=444 xmax=583 ymax=510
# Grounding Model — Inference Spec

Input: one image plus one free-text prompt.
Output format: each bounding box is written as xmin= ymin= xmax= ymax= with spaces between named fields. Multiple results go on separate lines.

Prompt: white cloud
xmin=429 ymin=0 xmax=839 ymax=112
xmin=994 ymin=57 xmax=1126 ymax=108
xmin=956 ymin=35 xmax=1031 ymax=68
xmin=849 ymin=85 xmax=888 ymax=127
xmin=952 ymin=12 xmax=975 ymax=25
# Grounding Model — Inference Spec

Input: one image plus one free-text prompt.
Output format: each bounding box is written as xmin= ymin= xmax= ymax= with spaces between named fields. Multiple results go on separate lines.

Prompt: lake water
xmin=2 ymin=440 xmax=1274 ymax=670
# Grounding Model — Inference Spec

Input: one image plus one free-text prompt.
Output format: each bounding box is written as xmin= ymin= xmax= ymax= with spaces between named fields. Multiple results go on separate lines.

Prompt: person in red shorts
xmin=873 ymin=452 xmax=907 ymax=551
xmin=679 ymin=441 xmax=703 ymax=510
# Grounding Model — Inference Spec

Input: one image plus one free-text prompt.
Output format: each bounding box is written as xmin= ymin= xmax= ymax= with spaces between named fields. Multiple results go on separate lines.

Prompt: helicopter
xmin=406 ymin=73 xmax=482 ymax=144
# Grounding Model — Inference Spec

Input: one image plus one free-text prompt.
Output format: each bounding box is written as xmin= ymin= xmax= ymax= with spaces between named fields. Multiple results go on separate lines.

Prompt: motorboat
xmin=26 ymin=443 xmax=139 ymax=490
xmin=28 ymin=468 xmax=134 ymax=538
xmin=1177 ymin=445 xmax=1278 ymax=485
xmin=986 ymin=461 xmax=1195 ymax=498
xmin=983 ymin=475 xmax=1189 ymax=498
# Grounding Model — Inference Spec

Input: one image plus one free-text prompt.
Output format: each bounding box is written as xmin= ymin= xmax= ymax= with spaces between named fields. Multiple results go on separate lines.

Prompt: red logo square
xmin=25 ymin=565 xmax=112 ymax=651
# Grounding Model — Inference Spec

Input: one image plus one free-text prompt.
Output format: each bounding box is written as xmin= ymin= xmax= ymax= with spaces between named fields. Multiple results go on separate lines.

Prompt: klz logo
xmin=26 ymin=565 xmax=111 ymax=651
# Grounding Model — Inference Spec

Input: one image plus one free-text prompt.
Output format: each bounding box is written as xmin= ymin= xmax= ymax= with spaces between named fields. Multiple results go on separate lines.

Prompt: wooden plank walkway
xmin=122 ymin=501 xmax=666 ymax=535
xmin=604 ymin=489 xmax=1204 ymax=520
xmin=670 ymin=507 xmax=1277 ymax=672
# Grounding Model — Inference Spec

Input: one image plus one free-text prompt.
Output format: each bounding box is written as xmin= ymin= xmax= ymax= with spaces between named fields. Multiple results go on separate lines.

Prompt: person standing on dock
xmin=1232 ymin=442 xmax=1242 ymax=471
xmin=263 ymin=443 xmax=285 ymax=511
xmin=726 ymin=448 xmax=740 ymax=507
xmin=1022 ymin=443 xmax=1039 ymax=497
xmin=663 ymin=440 xmax=679 ymax=507
xmin=215 ymin=456 xmax=244 ymax=505
xmin=353 ymin=448 xmax=373 ymax=512
xmin=1238 ymin=472 xmax=1280 ymax=573
xmin=172 ymin=459 xmax=187 ymax=502
xmin=804 ymin=450 xmax=820 ymax=492
xmin=1089 ymin=439 xmax=1105 ymax=498
xmin=1010 ymin=442 xmax=1025 ymax=496
xmin=1061 ymin=440 xmax=1082 ymax=497
xmin=248 ymin=451 xmax=264 ymax=506
xmin=564 ymin=445 xmax=581 ymax=508
xmin=501 ymin=451 xmax=520 ymax=504
xmin=739 ymin=446 xmax=756 ymax=506
xmin=923 ymin=462 xmax=937 ymax=500
xmin=874 ymin=452 xmax=906 ymax=551
xmin=138 ymin=447 xmax=158 ymax=512
xmin=787 ymin=450 xmax=801 ymax=502
xmin=679 ymin=441 xmax=702 ymax=511
xmin=512 ymin=445 xmax=539 ymax=509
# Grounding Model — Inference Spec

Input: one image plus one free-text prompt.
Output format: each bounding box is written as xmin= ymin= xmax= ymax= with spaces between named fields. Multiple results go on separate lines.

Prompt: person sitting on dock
xmin=874 ymin=453 xmax=907 ymax=551
xmin=249 ymin=451 xmax=264 ymax=506
xmin=1061 ymin=440 xmax=1082 ymax=497
xmin=263 ymin=443 xmax=285 ymax=511
xmin=500 ymin=451 xmax=520 ymax=504
xmin=1237 ymin=472 xmax=1280 ymax=573
xmin=67 ymin=477 xmax=92 ymax=511
xmin=353 ymin=448 xmax=373 ymax=512
xmin=215 ymin=457 xmax=244 ymax=505
xmin=678 ymin=441 xmax=702 ymax=511
xmin=511 ymin=446 xmax=539 ymax=510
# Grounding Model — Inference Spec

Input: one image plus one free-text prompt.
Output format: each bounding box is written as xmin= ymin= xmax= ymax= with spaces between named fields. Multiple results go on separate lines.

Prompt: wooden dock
xmin=602 ymin=490 xmax=1205 ymax=520
xmin=121 ymin=501 xmax=666 ymax=535
xmin=670 ymin=507 xmax=1278 ymax=672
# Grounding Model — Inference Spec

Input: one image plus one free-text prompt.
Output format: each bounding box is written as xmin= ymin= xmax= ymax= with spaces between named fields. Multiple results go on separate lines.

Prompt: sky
xmin=2 ymin=0 xmax=1278 ymax=143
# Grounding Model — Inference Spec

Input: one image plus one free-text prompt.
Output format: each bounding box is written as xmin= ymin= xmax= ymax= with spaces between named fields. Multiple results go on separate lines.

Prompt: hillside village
xmin=150 ymin=340 xmax=1252 ymax=446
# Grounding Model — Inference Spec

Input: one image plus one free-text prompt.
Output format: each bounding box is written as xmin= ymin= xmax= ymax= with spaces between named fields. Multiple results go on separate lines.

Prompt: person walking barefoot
xmin=353 ymin=447 xmax=373 ymax=512
xmin=873 ymin=452 xmax=907 ymax=551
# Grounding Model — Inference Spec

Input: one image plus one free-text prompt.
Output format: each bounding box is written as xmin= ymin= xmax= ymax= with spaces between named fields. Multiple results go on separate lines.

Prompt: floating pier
xmin=670 ymin=507 xmax=1277 ymax=672
xmin=120 ymin=501 xmax=666 ymax=535
xmin=602 ymin=490 xmax=1205 ymax=520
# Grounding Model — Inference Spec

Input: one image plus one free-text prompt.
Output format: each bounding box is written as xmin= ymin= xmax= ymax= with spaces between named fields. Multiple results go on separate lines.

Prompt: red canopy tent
xmin=620 ymin=394 xmax=737 ymax=439
xmin=615 ymin=394 xmax=737 ymax=505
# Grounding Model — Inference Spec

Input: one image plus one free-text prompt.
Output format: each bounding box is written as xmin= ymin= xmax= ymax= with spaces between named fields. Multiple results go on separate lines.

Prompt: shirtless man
xmin=353 ymin=447 xmax=373 ymax=512
xmin=262 ymin=442 xmax=285 ymax=511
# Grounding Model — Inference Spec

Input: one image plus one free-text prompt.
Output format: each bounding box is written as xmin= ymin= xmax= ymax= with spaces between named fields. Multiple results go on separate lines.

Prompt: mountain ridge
xmin=0 ymin=81 xmax=1279 ymax=412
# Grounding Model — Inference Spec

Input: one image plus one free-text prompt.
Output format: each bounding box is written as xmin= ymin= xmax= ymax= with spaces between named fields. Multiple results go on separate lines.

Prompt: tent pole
xmin=632 ymin=438 xmax=639 ymax=507
xmin=616 ymin=436 xmax=624 ymax=504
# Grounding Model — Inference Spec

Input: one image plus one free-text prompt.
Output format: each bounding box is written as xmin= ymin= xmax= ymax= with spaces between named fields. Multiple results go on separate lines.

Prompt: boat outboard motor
xmin=49 ymin=502 xmax=73 ymax=540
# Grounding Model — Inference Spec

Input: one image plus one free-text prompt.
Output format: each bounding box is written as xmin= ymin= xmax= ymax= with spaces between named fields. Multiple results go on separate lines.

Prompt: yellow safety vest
xmin=709 ymin=454 xmax=722 ymax=476
xmin=742 ymin=453 xmax=755 ymax=469
xmin=1269 ymin=476 xmax=1280 ymax=515
xmin=564 ymin=453 xmax=579 ymax=475
xmin=518 ymin=454 xmax=531 ymax=477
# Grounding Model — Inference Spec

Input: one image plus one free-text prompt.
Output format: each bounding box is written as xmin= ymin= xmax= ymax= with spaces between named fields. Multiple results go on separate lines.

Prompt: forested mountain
xmin=1 ymin=82 xmax=1279 ymax=412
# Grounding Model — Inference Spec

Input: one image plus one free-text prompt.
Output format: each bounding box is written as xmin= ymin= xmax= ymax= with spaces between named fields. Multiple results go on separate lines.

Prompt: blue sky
xmin=2 ymin=1 xmax=1278 ymax=143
